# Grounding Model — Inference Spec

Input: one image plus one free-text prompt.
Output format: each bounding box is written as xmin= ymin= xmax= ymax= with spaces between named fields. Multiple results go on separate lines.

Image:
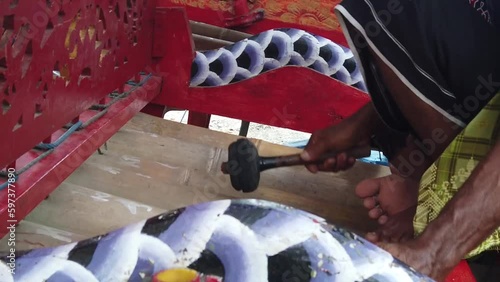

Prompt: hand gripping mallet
xmin=221 ymin=138 xmax=371 ymax=192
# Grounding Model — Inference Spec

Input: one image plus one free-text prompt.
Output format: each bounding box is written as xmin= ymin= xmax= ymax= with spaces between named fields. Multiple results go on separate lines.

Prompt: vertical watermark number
xmin=6 ymin=168 xmax=16 ymax=274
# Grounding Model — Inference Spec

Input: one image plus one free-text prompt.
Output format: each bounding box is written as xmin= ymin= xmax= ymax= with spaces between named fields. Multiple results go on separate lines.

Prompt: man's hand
xmin=300 ymin=103 xmax=380 ymax=173
xmin=301 ymin=121 xmax=369 ymax=173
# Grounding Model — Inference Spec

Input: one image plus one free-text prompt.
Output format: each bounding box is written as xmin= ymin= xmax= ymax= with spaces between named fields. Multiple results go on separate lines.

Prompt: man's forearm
xmin=416 ymin=140 xmax=500 ymax=273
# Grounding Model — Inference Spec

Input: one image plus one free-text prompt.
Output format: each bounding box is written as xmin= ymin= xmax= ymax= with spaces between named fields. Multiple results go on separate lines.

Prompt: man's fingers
xmin=347 ymin=157 xmax=356 ymax=167
xmin=301 ymin=127 xmax=362 ymax=173
xmin=301 ymin=132 xmax=330 ymax=162
xmin=336 ymin=153 xmax=347 ymax=169
xmin=318 ymin=157 xmax=354 ymax=172
xmin=302 ymin=130 xmax=352 ymax=161
xmin=322 ymin=158 xmax=337 ymax=170
xmin=305 ymin=164 xmax=319 ymax=173
xmin=338 ymin=157 xmax=356 ymax=171
xmin=301 ymin=150 xmax=313 ymax=162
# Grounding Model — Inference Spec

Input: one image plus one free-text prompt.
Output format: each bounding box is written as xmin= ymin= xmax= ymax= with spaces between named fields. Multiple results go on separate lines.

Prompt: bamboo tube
xmin=189 ymin=21 xmax=251 ymax=42
xmin=192 ymin=34 xmax=234 ymax=50
xmin=186 ymin=21 xmax=253 ymax=134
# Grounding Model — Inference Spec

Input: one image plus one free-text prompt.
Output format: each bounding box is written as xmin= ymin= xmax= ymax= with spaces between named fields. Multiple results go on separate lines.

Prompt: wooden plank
xmin=18 ymin=113 xmax=390 ymax=251
xmin=69 ymin=115 xmax=387 ymax=228
xmin=192 ymin=34 xmax=233 ymax=50
xmin=122 ymin=113 xmax=389 ymax=208
xmin=24 ymin=182 xmax=165 ymax=240
xmin=0 ymin=221 xmax=88 ymax=251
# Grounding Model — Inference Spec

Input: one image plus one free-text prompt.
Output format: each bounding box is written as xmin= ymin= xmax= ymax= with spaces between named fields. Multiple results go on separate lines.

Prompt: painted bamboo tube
xmin=189 ymin=20 xmax=251 ymax=42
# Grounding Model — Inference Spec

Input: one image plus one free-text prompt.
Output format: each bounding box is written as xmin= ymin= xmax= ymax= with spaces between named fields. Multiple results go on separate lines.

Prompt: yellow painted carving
xmin=168 ymin=0 xmax=342 ymax=31
xmin=260 ymin=0 xmax=341 ymax=30
xmin=79 ymin=29 xmax=86 ymax=43
xmin=100 ymin=49 xmax=110 ymax=65
xmin=88 ymin=26 xmax=96 ymax=41
xmin=69 ymin=45 xmax=78 ymax=60
xmin=65 ymin=15 xmax=80 ymax=49
xmin=65 ymin=13 xmax=82 ymax=60
xmin=95 ymin=40 xmax=102 ymax=50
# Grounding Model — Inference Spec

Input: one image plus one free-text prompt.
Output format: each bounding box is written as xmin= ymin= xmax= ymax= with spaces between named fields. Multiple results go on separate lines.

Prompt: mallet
xmin=221 ymin=138 xmax=371 ymax=192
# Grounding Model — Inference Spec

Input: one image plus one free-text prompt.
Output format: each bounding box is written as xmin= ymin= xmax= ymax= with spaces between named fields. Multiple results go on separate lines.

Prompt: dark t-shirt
xmin=471 ymin=0 xmax=499 ymax=30
xmin=336 ymin=0 xmax=500 ymax=134
xmin=486 ymin=0 xmax=499 ymax=29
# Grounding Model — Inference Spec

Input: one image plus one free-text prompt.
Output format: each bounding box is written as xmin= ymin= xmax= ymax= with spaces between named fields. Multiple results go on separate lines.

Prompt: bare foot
xmin=377 ymin=241 xmax=438 ymax=280
xmin=377 ymin=239 xmax=459 ymax=282
xmin=355 ymin=165 xmax=420 ymax=243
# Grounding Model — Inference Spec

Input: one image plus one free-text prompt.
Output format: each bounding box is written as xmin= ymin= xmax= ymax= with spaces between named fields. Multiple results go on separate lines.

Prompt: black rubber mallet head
xmin=221 ymin=138 xmax=371 ymax=193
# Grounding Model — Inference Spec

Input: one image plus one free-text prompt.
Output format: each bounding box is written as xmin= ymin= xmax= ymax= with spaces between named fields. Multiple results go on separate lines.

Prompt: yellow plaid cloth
xmin=414 ymin=93 xmax=500 ymax=258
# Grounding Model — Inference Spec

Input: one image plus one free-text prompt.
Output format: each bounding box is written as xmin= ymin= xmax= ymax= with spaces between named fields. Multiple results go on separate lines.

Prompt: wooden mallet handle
xmin=256 ymin=146 xmax=371 ymax=172
xmin=220 ymin=138 xmax=371 ymax=193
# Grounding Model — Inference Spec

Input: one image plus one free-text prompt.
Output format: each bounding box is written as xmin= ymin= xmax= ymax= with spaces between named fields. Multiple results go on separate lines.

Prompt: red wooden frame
xmin=0 ymin=2 xmax=477 ymax=280
xmin=151 ymin=7 xmax=370 ymax=133
xmin=0 ymin=0 xmax=160 ymax=239
xmin=0 ymin=76 xmax=161 ymax=239
xmin=157 ymin=0 xmax=349 ymax=47
xmin=153 ymin=0 xmax=355 ymax=129
xmin=0 ymin=0 xmax=156 ymax=171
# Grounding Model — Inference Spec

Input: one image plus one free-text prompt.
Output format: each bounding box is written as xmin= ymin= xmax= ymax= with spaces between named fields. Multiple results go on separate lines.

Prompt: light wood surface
xmin=0 ymin=113 xmax=390 ymax=251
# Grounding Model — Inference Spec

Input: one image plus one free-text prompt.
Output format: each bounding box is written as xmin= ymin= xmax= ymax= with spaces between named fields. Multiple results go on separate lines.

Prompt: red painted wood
xmin=7 ymin=163 xmax=15 ymax=171
xmin=154 ymin=60 xmax=370 ymax=132
xmin=0 ymin=76 xmax=162 ymax=238
xmin=152 ymin=7 xmax=193 ymax=98
xmin=188 ymin=112 xmax=211 ymax=128
xmin=156 ymin=1 xmax=348 ymax=46
xmin=0 ymin=0 xmax=155 ymax=170
xmin=151 ymin=8 xmax=369 ymax=134
xmin=182 ymin=68 xmax=368 ymax=133
xmin=223 ymin=0 xmax=264 ymax=28
xmin=445 ymin=260 xmax=476 ymax=282
xmin=141 ymin=103 xmax=166 ymax=118
xmin=43 ymin=136 xmax=52 ymax=144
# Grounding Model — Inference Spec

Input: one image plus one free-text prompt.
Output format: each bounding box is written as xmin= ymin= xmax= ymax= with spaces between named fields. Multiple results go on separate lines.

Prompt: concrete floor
xmin=164 ymin=110 xmax=312 ymax=146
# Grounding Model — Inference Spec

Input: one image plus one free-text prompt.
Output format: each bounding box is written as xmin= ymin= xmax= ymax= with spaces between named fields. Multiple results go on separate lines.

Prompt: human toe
xmin=363 ymin=196 xmax=378 ymax=209
xmin=366 ymin=231 xmax=380 ymax=243
xmin=355 ymin=177 xmax=381 ymax=199
xmin=378 ymin=215 xmax=389 ymax=225
xmin=368 ymin=206 xmax=385 ymax=219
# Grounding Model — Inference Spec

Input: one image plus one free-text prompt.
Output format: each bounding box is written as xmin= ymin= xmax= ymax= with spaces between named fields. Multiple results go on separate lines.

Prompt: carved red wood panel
xmin=152 ymin=8 xmax=370 ymax=134
xmin=0 ymin=0 xmax=155 ymax=170
xmin=157 ymin=0 xmax=348 ymax=46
